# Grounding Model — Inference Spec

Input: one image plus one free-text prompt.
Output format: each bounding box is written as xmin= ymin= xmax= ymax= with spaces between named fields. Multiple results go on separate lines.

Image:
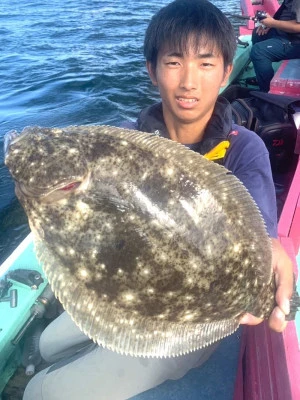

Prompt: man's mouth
xmin=177 ymin=97 xmax=198 ymax=103
xmin=176 ymin=97 xmax=199 ymax=108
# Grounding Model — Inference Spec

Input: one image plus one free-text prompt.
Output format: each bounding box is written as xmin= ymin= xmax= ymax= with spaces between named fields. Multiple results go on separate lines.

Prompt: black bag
xmin=229 ymin=90 xmax=299 ymax=173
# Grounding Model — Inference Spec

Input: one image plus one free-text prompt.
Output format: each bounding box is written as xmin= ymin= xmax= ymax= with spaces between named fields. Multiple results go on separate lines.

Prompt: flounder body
xmin=4 ymin=125 xmax=275 ymax=357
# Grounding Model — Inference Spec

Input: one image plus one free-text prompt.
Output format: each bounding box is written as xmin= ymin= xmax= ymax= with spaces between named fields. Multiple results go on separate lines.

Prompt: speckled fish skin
xmin=4 ymin=125 xmax=274 ymax=357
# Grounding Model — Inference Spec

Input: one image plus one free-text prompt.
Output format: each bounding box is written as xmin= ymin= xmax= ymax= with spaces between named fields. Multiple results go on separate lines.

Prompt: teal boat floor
xmin=131 ymin=329 xmax=241 ymax=400
xmin=0 ymin=235 xmax=48 ymax=395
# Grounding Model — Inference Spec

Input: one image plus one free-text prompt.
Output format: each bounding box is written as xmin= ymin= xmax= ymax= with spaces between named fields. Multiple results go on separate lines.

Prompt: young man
xmin=250 ymin=0 xmax=300 ymax=92
xmin=23 ymin=1 xmax=293 ymax=399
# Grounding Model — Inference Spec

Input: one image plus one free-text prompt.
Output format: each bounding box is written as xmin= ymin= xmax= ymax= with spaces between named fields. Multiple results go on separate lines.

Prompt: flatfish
xmin=4 ymin=125 xmax=276 ymax=357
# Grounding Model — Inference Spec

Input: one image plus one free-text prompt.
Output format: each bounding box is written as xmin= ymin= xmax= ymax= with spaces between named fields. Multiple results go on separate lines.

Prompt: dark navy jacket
xmin=121 ymin=97 xmax=278 ymax=237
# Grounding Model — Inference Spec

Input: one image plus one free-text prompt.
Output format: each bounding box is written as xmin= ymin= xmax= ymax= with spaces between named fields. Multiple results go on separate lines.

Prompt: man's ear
xmin=146 ymin=61 xmax=158 ymax=86
xmin=221 ymin=64 xmax=234 ymax=88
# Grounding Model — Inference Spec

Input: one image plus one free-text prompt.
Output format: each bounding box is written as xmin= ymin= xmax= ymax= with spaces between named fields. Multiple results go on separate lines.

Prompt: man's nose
xmin=180 ymin=63 xmax=198 ymax=90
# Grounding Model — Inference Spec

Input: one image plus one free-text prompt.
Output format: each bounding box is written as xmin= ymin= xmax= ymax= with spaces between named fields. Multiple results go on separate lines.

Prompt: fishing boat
xmin=1 ymin=0 xmax=299 ymax=399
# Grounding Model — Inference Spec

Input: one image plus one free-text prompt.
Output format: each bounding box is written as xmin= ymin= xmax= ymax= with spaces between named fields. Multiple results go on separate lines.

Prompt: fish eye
xmin=58 ymin=182 xmax=82 ymax=191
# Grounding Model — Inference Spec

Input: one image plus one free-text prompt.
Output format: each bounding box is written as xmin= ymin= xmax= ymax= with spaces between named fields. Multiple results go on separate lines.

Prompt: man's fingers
xmin=239 ymin=313 xmax=263 ymax=326
xmin=239 ymin=308 xmax=288 ymax=333
xmin=275 ymin=283 xmax=291 ymax=316
xmin=272 ymin=238 xmax=294 ymax=316
xmin=268 ymin=306 xmax=288 ymax=332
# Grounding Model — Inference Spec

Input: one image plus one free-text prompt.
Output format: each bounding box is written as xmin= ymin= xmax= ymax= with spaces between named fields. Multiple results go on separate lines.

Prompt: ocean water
xmin=0 ymin=0 xmax=242 ymax=263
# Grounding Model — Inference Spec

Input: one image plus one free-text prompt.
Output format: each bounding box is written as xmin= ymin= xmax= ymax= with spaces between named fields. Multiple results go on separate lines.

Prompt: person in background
xmin=250 ymin=0 xmax=300 ymax=92
xmin=23 ymin=1 xmax=294 ymax=399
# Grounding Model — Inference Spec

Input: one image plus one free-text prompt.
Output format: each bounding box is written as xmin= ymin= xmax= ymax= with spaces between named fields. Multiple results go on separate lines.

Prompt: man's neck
xmin=163 ymin=111 xmax=212 ymax=145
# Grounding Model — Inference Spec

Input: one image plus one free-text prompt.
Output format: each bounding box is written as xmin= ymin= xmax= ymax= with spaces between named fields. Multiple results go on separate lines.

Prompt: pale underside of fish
xmin=4 ymin=125 xmax=275 ymax=358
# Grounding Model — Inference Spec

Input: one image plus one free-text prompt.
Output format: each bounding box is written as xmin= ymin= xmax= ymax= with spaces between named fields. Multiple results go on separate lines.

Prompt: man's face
xmin=147 ymin=40 xmax=233 ymax=128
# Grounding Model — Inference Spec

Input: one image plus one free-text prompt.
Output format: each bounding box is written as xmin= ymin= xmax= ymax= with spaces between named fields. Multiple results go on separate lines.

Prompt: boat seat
xmin=270 ymin=59 xmax=300 ymax=97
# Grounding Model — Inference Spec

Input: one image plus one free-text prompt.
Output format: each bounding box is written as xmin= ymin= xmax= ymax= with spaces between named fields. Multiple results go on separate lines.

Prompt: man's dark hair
xmin=144 ymin=0 xmax=236 ymax=69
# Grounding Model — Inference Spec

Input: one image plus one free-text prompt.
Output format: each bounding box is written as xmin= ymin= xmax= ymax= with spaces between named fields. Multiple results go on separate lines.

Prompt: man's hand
xmin=256 ymin=25 xmax=270 ymax=35
xmin=257 ymin=14 xmax=300 ymax=34
xmin=239 ymin=238 xmax=294 ymax=332
xmin=255 ymin=13 xmax=272 ymax=35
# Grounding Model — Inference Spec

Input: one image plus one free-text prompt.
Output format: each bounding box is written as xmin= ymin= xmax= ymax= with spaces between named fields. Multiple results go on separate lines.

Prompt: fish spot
xmin=233 ymin=243 xmax=241 ymax=252
xmin=205 ymin=244 xmax=212 ymax=256
xmin=159 ymin=254 xmax=167 ymax=262
xmin=166 ymin=168 xmax=174 ymax=176
xmin=91 ymin=249 xmax=98 ymax=258
xmin=184 ymin=310 xmax=197 ymax=321
xmin=79 ymin=268 xmax=88 ymax=278
xmin=123 ymin=293 xmax=135 ymax=302
xmin=68 ymin=148 xmax=78 ymax=154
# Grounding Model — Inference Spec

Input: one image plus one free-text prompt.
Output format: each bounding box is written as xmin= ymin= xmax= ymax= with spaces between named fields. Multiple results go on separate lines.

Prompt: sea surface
xmin=0 ymin=0 xmax=242 ymax=263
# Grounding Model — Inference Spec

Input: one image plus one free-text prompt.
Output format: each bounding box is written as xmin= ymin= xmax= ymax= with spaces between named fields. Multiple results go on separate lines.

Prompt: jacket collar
xmin=137 ymin=96 xmax=233 ymax=155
